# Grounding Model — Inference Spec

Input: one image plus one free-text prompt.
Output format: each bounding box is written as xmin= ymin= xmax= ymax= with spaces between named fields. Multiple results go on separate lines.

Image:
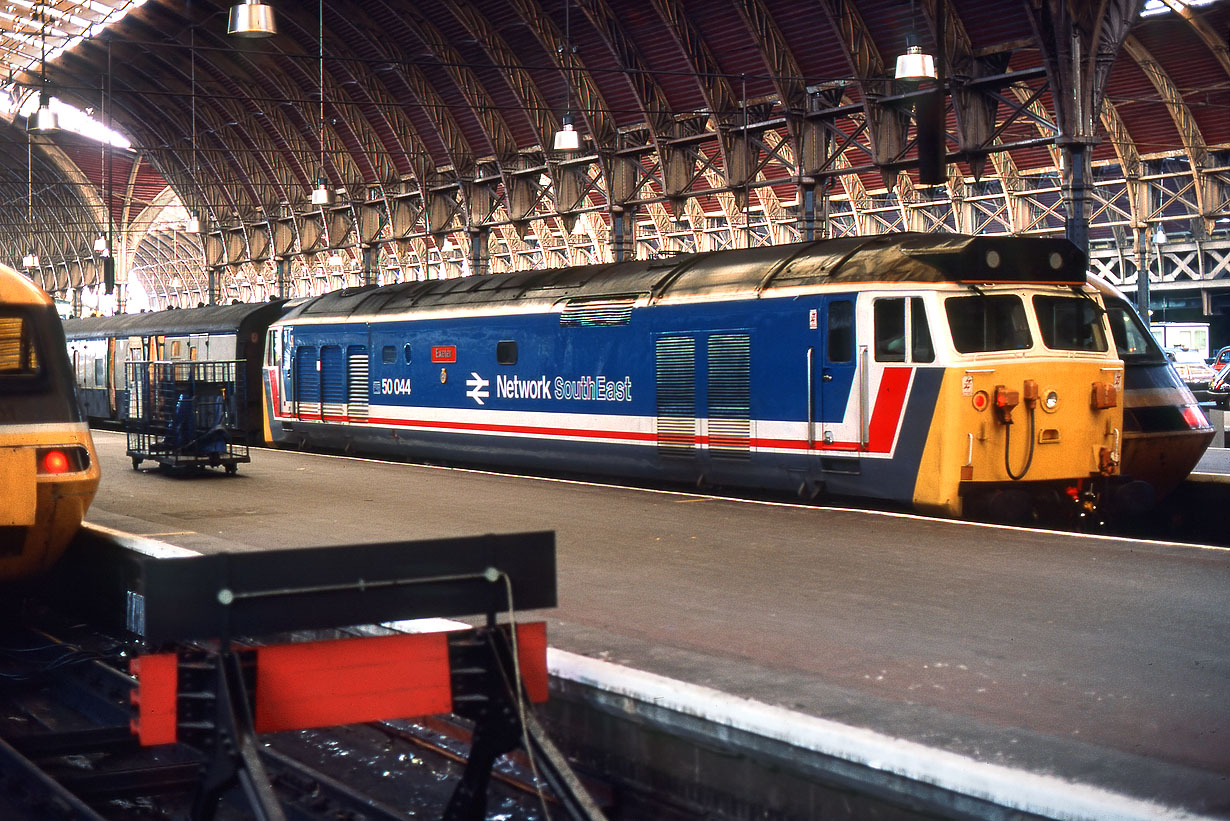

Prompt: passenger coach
xmin=63 ymin=300 xmax=286 ymax=439
xmin=263 ymin=233 xmax=1136 ymax=521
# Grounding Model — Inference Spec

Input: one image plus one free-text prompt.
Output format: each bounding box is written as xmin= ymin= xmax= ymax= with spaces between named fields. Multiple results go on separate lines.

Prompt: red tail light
xmin=1180 ymin=404 xmax=1210 ymax=430
xmin=42 ymin=450 xmax=70 ymax=474
xmin=35 ymin=446 xmax=90 ymax=475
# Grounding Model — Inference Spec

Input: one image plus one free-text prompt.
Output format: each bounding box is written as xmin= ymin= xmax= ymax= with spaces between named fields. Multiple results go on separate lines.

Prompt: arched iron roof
xmin=0 ymin=0 xmax=1225 ymax=312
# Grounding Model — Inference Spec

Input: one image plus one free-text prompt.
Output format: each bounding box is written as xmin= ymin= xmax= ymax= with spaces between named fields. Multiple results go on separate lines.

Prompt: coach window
xmin=382 ymin=345 xmax=397 ymax=364
xmin=497 ymin=341 xmax=518 ymax=365
xmin=827 ymin=300 xmax=853 ymax=363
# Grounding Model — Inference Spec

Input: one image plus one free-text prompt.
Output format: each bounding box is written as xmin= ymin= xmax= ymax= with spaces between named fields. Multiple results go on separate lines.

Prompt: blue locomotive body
xmin=265 ymin=293 xmax=944 ymax=506
xmin=262 ymin=234 xmax=1129 ymax=518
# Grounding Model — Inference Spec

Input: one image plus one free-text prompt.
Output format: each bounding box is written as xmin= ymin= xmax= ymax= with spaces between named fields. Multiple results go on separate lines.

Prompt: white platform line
xmin=546 ymin=650 xmax=1212 ymax=821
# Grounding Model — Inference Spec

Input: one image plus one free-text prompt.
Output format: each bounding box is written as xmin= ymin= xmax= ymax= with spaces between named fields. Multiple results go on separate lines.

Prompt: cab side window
xmin=875 ymin=297 xmax=934 ymax=363
xmin=874 ymin=299 xmax=906 ymax=362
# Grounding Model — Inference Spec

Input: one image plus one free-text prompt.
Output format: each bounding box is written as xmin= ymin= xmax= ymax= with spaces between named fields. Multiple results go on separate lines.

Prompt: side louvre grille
xmin=708 ymin=334 xmax=751 ymax=458
xmin=347 ymin=347 xmax=369 ymax=420
xmin=294 ymin=347 xmax=320 ymax=419
xmin=656 ymin=336 xmax=696 ymax=455
xmin=560 ymin=297 xmax=635 ymax=327
xmin=320 ymin=346 xmax=346 ymax=419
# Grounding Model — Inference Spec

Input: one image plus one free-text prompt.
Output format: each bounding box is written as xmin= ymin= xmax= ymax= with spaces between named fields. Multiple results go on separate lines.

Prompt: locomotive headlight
xmin=1042 ymin=389 xmax=1060 ymax=413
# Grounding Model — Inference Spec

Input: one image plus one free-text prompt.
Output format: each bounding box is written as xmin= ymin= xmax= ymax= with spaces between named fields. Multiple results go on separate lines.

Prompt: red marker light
xmin=1180 ymin=404 xmax=1210 ymax=430
xmin=43 ymin=449 xmax=70 ymax=474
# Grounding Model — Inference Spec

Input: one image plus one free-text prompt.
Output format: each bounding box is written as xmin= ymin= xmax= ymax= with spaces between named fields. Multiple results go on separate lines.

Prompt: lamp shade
xmin=1153 ymin=225 xmax=1168 ymax=245
xmin=28 ymin=104 xmax=58 ymax=133
xmin=327 ymin=251 xmax=344 ymax=267
xmin=94 ymin=236 xmax=108 ymax=254
xmin=895 ymin=45 xmax=936 ymax=81
xmin=228 ymin=1 xmax=277 ymax=38
xmin=22 ymin=252 xmax=38 ymax=269
xmin=311 ymin=179 xmax=335 ymax=206
xmin=186 ymin=214 xmax=202 ymax=234
xmin=553 ymin=121 xmax=580 ymax=152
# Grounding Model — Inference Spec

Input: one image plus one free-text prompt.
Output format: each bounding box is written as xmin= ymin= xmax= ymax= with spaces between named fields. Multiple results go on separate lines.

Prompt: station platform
xmin=78 ymin=431 xmax=1229 ymax=819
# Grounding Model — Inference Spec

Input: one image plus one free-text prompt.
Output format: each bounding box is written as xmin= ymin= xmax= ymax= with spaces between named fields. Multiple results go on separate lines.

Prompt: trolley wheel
xmin=131 ymin=457 xmax=142 ymax=470
xmin=225 ymin=463 xmax=238 ymax=475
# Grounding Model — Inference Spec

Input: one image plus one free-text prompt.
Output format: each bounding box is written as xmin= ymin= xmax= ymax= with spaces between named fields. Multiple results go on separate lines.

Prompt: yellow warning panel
xmin=0 ymin=446 xmax=37 ymax=526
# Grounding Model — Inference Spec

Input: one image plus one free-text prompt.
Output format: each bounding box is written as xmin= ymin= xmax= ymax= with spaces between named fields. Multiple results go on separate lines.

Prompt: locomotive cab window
xmin=874 ymin=298 xmax=934 ymax=363
xmin=827 ymin=300 xmax=854 ymax=363
xmin=946 ymin=294 xmax=1031 ymax=353
xmin=497 ymin=341 xmax=518 ymax=365
xmin=1105 ymin=298 xmax=1165 ymax=362
xmin=874 ymin=300 xmax=906 ymax=362
xmin=0 ymin=315 xmax=40 ymax=375
xmin=1032 ymin=296 xmax=1108 ymax=352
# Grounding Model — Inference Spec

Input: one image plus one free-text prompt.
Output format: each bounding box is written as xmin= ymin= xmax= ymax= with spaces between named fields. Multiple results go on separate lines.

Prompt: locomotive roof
xmin=62 ymin=300 xmax=287 ymax=339
xmin=284 ymin=233 xmax=1085 ymax=323
xmin=0 ymin=264 xmax=54 ymax=308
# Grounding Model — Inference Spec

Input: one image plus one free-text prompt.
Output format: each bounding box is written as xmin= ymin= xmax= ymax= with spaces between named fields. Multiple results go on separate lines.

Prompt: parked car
xmin=1210 ymin=363 xmax=1230 ymax=408
xmin=1209 ymin=345 xmax=1230 ymax=373
xmin=1166 ymin=348 xmax=1218 ymax=401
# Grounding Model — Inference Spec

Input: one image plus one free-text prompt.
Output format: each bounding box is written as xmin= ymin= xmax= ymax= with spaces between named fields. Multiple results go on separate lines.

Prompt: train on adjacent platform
xmin=0 ymin=265 xmax=100 ymax=582
xmin=1090 ymin=275 xmax=1215 ymax=498
xmin=62 ymin=233 xmax=1215 ymax=522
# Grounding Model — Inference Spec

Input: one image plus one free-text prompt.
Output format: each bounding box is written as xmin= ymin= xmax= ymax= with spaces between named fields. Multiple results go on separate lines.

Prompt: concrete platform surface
xmin=82 ymin=432 xmax=1230 ymax=817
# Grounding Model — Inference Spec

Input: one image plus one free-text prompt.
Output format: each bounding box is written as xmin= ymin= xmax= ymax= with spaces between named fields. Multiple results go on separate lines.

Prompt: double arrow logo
xmin=466 ymin=372 xmax=490 ymax=405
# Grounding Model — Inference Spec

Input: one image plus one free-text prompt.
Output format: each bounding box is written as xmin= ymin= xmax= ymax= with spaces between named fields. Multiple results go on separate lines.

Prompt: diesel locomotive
xmin=260 ymin=233 xmax=1143 ymax=521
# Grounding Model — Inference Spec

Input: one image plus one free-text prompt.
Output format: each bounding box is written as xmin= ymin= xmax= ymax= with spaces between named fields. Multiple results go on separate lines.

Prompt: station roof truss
xmin=0 ymin=0 xmax=1226 ymax=310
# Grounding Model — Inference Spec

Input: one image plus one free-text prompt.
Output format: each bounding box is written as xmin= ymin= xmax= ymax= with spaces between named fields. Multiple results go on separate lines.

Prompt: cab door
xmin=809 ymin=297 xmax=857 ymax=451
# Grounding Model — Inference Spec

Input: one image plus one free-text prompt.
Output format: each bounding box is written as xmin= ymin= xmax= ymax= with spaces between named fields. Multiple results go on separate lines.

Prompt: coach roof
xmin=63 ymin=300 xmax=288 ymax=339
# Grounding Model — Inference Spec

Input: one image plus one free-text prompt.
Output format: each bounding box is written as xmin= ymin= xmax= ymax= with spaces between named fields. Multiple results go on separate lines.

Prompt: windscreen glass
xmin=1032 ymin=296 xmax=1108 ymax=352
xmin=1103 ymin=295 xmax=1166 ymax=363
xmin=945 ymin=295 xmax=1031 ymax=353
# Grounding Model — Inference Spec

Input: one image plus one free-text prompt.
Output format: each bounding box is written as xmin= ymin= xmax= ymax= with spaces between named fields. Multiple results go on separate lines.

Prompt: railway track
xmin=0 ymin=614 xmax=592 ymax=820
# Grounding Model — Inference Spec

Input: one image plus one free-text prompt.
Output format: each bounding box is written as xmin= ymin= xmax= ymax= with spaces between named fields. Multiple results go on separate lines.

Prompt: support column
xmin=1062 ymin=142 xmax=1091 ymax=261
xmin=1136 ymin=225 xmax=1150 ymax=328
xmin=798 ymin=179 xmax=816 ymax=242
xmin=362 ymin=245 xmax=376 ymax=287
xmin=468 ymin=228 xmax=490 ymax=277
xmin=609 ymin=206 xmax=634 ymax=262
xmin=208 ymin=266 xmax=220 ymax=306
xmin=276 ymin=256 xmax=290 ymax=299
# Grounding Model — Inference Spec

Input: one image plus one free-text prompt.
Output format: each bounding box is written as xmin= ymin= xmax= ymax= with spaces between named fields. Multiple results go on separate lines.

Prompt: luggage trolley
xmin=125 ymin=360 xmax=250 ymax=474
